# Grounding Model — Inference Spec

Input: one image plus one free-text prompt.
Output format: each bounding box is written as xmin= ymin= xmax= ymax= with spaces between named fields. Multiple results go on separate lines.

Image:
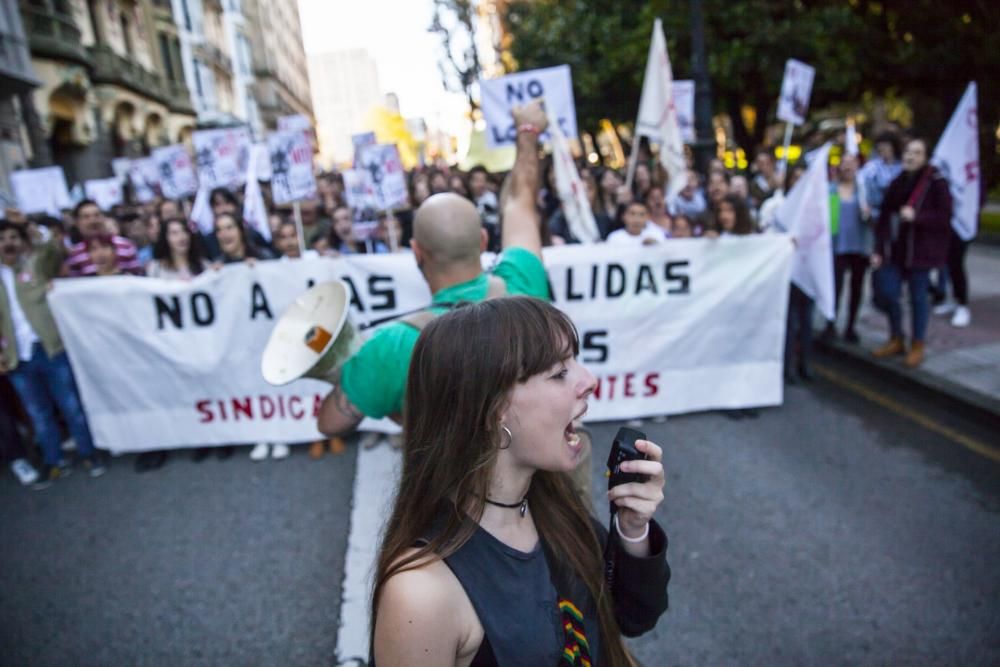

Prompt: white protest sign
xmin=269 ymin=129 xmax=317 ymax=205
xmin=50 ymin=238 xmax=792 ymax=451
xmin=129 ymin=157 xmax=160 ymax=203
xmin=10 ymin=166 xmax=72 ymax=215
xmin=480 ymin=65 xmax=578 ymax=148
xmin=111 ymin=158 xmax=132 ymax=181
xmin=673 ymin=80 xmax=695 ymax=143
xmin=356 ymin=144 xmax=408 ymax=210
xmin=777 ymin=59 xmax=815 ymax=126
xmin=84 ymin=178 xmax=124 ymax=211
xmin=152 ymin=144 xmax=199 ymax=199
xmin=249 ymin=143 xmax=272 ymax=182
xmin=277 ymin=114 xmax=311 ymax=132
xmin=342 ymin=169 xmax=377 ymax=210
xmin=351 ymin=131 xmax=376 ymax=166
xmin=192 ymin=127 xmax=252 ymax=189
xmin=932 ymin=82 xmax=979 ymax=241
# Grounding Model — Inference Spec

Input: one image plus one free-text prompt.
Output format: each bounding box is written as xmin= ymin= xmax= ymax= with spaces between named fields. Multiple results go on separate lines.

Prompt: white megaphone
xmin=261 ymin=280 xmax=361 ymax=386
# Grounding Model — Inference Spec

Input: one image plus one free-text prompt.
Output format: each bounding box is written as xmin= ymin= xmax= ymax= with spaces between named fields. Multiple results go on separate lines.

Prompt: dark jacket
xmin=875 ymin=166 xmax=952 ymax=270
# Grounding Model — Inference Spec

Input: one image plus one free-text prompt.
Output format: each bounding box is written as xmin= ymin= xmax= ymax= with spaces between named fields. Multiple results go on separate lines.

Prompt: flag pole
xmin=292 ymin=200 xmax=306 ymax=255
xmin=624 ymin=133 xmax=641 ymax=191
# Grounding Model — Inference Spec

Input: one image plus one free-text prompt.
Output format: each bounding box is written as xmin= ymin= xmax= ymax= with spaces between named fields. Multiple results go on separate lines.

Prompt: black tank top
xmin=442 ymin=522 xmax=602 ymax=666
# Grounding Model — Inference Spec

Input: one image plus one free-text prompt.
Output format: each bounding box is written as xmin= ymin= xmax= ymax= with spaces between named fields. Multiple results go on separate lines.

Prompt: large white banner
xmin=776 ymin=59 xmax=815 ymax=126
xmin=269 ymin=129 xmax=317 ymax=205
xmin=153 ymin=144 xmax=199 ymax=199
xmin=193 ymin=127 xmax=252 ymax=190
xmin=49 ymin=238 xmax=792 ymax=452
xmin=932 ymin=82 xmax=979 ymax=241
xmin=480 ymin=65 xmax=578 ymax=148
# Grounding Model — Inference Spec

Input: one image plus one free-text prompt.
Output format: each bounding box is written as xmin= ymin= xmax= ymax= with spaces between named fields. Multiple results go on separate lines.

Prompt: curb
xmin=815 ymin=337 xmax=1000 ymax=427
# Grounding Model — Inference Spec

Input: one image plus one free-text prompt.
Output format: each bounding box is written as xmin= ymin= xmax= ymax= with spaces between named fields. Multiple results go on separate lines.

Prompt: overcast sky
xmin=296 ymin=0 xmax=471 ymax=136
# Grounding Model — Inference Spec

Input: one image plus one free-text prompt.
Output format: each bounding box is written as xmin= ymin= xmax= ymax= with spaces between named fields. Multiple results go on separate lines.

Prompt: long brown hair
xmin=370 ymin=296 xmax=634 ymax=666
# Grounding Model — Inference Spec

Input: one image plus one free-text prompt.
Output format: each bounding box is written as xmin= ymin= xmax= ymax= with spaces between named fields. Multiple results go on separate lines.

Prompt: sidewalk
xmin=819 ymin=243 xmax=1000 ymax=418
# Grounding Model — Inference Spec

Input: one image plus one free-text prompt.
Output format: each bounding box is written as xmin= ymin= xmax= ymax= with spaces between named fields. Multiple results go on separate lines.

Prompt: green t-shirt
xmin=340 ymin=247 xmax=549 ymax=419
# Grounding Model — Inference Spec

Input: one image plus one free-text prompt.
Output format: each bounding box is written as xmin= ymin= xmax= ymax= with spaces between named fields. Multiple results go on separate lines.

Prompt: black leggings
xmin=948 ymin=228 xmax=969 ymax=306
xmin=834 ymin=253 xmax=868 ymax=331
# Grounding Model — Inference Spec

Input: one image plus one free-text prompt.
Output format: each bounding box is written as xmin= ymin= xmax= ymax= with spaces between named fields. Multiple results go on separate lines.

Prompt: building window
xmin=120 ymin=13 xmax=133 ymax=55
xmin=193 ymin=58 xmax=204 ymax=96
xmin=181 ymin=0 xmax=193 ymax=31
xmin=158 ymin=33 xmax=175 ymax=80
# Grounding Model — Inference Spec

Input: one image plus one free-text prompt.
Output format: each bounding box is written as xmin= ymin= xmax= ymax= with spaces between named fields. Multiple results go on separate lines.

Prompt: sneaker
xmin=933 ymin=301 xmax=956 ymax=316
xmin=10 ymin=458 xmax=39 ymax=486
xmin=271 ymin=443 xmax=290 ymax=460
xmin=33 ymin=464 xmax=64 ymax=490
xmin=249 ymin=443 xmax=270 ymax=461
xmin=81 ymin=453 xmax=107 ymax=478
xmin=950 ymin=306 xmax=971 ymax=328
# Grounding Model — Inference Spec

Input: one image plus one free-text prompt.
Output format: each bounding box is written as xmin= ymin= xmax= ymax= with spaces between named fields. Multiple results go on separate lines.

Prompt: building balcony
xmin=166 ymin=79 xmax=196 ymax=116
xmin=0 ymin=7 xmax=40 ymax=92
xmin=20 ymin=1 xmax=90 ymax=66
xmin=87 ymin=44 xmax=170 ymax=104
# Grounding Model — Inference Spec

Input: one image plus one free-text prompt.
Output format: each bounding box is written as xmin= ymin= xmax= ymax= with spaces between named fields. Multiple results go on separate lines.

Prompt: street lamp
xmin=689 ymin=0 xmax=714 ymax=176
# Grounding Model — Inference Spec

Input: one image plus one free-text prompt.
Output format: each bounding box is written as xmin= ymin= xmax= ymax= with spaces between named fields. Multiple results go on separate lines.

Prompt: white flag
xmin=777 ymin=143 xmax=834 ymax=320
xmin=547 ymin=103 xmax=600 ymax=243
xmin=845 ymin=119 xmax=859 ymax=157
xmin=635 ymin=18 xmax=686 ymax=199
xmin=932 ymin=82 xmax=979 ymax=241
xmin=189 ymin=186 xmax=214 ymax=236
xmin=243 ymin=148 xmax=271 ymax=243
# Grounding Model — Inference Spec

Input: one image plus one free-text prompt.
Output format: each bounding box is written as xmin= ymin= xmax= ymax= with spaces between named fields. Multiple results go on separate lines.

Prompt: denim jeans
xmin=7 ymin=344 xmax=96 ymax=466
xmin=872 ymin=265 xmax=931 ymax=341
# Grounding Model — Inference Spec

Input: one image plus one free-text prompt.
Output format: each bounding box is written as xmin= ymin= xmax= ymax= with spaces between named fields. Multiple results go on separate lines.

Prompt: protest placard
xmin=673 ymin=80 xmax=695 ymax=143
xmin=10 ymin=166 xmax=72 ymax=215
xmin=152 ymin=144 xmax=199 ymax=199
xmin=356 ymin=143 xmax=408 ymax=210
xmin=342 ymin=169 xmax=377 ymax=211
xmin=776 ymin=59 xmax=815 ymax=126
xmin=129 ymin=157 xmax=160 ymax=203
xmin=111 ymin=158 xmax=131 ymax=181
xmin=480 ymin=65 xmax=578 ymax=148
xmin=249 ymin=142 xmax=271 ymax=182
xmin=277 ymin=114 xmax=311 ymax=132
xmin=84 ymin=178 xmax=124 ymax=211
xmin=269 ymin=129 xmax=317 ymax=205
xmin=192 ymin=127 xmax=252 ymax=190
xmin=351 ymin=131 xmax=376 ymax=166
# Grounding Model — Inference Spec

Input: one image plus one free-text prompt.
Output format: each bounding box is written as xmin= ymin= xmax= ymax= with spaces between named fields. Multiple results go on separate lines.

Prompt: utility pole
xmin=689 ymin=0 xmax=714 ymax=176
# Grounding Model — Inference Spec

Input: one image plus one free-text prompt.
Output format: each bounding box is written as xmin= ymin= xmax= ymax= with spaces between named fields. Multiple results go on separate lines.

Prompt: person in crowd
xmin=729 ymin=174 xmax=753 ymax=212
xmin=410 ymin=173 xmax=432 ymax=208
xmin=157 ymin=198 xmax=182 ymax=222
xmin=214 ymin=212 xmax=273 ymax=264
xmin=376 ymin=214 xmax=408 ymax=253
xmin=370 ymin=298 xmax=669 ymax=667
xmin=309 ymin=229 xmax=333 ymax=256
xmin=645 ymin=185 xmax=672 ymax=235
xmin=633 ymin=162 xmax=653 ymax=201
xmin=449 ymin=173 xmax=470 ymax=199
xmin=860 ymin=132 xmax=903 ymax=226
xmin=749 ymin=149 xmax=778 ymax=208
xmin=710 ymin=194 xmax=755 ymax=236
xmin=933 ymin=223 xmax=973 ymax=328
xmin=119 ymin=212 xmax=153 ymax=267
xmin=596 ymin=167 xmax=623 ymax=221
xmin=0 ymin=219 xmax=107 ymax=488
xmin=210 ymin=187 xmax=272 ymax=256
xmin=871 ymin=137 xmax=952 ymax=368
xmin=330 ymin=205 xmax=388 ymax=254
xmin=0 ymin=375 xmax=39 ymax=486
xmin=64 ymin=200 xmax=143 ymax=276
xmin=547 ymin=170 xmax=613 ymax=244
xmin=274 ymin=220 xmax=319 ymax=259
xmin=298 ymin=198 xmax=332 ymax=244
xmin=86 ymin=235 xmax=123 ymax=277
xmin=468 ymin=165 xmax=500 ymax=251
xmin=428 ymin=169 xmax=449 ymax=195
xmin=667 ymin=170 xmax=708 ymax=220
xmin=705 ymin=171 xmax=730 ymax=229
xmin=670 ymin=214 xmax=694 ymax=238
xmin=824 ymin=154 xmax=869 ymax=343
xmin=317 ymin=172 xmax=345 ymax=213
xmin=606 ymin=201 xmax=666 ymax=246
xmin=147 ymin=218 xmax=212 ymax=280
xmin=316 ymin=101 xmax=557 ymax=453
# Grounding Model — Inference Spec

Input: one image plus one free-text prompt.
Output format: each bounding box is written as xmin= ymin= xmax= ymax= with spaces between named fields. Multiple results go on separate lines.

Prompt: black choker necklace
xmin=485 ymin=496 xmax=529 ymax=517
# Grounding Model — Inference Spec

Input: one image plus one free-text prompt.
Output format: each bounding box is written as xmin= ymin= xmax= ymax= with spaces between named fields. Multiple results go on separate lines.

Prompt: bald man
xmin=317 ymin=102 xmax=550 ymax=436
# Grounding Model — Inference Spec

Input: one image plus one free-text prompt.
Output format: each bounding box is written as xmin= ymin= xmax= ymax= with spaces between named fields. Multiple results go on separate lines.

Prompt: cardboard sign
xmin=480 ymin=65 xmax=578 ymax=148
xmin=111 ymin=158 xmax=131 ymax=181
xmin=192 ymin=127 xmax=252 ymax=190
xmin=129 ymin=157 xmax=160 ymax=203
xmin=776 ymin=59 xmax=815 ymax=126
xmin=342 ymin=169 xmax=377 ymax=211
xmin=269 ymin=129 xmax=317 ymax=205
xmin=356 ymin=144 xmax=408 ymax=210
xmin=673 ymin=80 xmax=695 ymax=143
xmin=351 ymin=132 xmax=377 ymax=166
xmin=153 ymin=144 xmax=199 ymax=199
xmin=10 ymin=166 xmax=72 ymax=215
xmin=84 ymin=178 xmax=124 ymax=211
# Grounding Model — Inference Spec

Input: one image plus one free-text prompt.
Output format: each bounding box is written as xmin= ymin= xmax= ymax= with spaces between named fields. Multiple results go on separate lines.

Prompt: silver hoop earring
xmin=499 ymin=425 xmax=513 ymax=450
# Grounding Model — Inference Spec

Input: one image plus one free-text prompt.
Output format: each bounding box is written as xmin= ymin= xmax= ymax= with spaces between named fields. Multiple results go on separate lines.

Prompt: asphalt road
xmin=1 ymin=358 xmax=998 ymax=666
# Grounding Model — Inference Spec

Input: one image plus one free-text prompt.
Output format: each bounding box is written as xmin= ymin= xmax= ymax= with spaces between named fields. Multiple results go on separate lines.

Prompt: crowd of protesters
xmin=0 ymin=124 xmax=972 ymax=489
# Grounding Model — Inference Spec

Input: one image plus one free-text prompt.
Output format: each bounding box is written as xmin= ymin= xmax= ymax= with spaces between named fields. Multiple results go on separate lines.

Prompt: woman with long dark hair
xmin=371 ymin=297 xmax=669 ymax=667
xmin=214 ymin=212 xmax=273 ymax=263
xmin=147 ymin=218 xmax=210 ymax=280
